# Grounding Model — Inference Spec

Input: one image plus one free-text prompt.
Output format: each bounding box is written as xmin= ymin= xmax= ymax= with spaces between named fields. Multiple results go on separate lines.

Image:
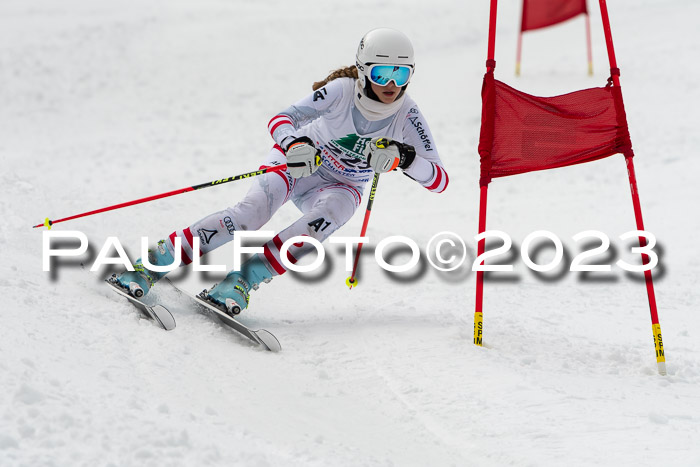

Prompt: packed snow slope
xmin=2 ymin=0 xmax=699 ymax=465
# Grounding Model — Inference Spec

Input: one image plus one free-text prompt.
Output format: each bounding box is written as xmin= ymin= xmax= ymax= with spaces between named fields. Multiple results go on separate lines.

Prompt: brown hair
xmin=312 ymin=65 xmax=358 ymax=91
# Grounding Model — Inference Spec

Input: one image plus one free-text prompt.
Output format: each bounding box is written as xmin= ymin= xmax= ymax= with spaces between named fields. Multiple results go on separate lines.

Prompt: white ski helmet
xmin=356 ymin=28 xmax=415 ymax=89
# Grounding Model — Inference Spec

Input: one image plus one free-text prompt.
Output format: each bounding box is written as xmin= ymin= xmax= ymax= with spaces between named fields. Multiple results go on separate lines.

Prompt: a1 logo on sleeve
xmin=313 ymin=87 xmax=328 ymax=102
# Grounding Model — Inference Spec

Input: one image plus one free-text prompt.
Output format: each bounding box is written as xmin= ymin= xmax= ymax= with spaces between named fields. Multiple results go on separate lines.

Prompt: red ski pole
xmin=346 ymin=172 xmax=380 ymax=289
xmin=33 ymin=164 xmax=288 ymax=229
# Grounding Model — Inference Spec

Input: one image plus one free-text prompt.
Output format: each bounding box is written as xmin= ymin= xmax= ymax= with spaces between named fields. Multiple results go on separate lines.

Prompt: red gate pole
xmin=474 ymin=185 xmax=488 ymax=346
xmin=474 ymin=0 xmax=498 ymax=347
xmin=598 ymin=0 xmax=666 ymax=375
xmin=487 ymin=0 xmax=498 ymax=69
xmin=516 ymin=30 xmax=523 ymax=76
xmin=585 ymin=12 xmax=593 ymax=75
xmin=515 ymin=0 xmax=524 ymax=76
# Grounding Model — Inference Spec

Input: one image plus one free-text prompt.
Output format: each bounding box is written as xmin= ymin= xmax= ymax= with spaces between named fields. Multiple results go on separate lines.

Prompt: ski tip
xmin=151 ymin=305 xmax=177 ymax=331
xmin=256 ymin=329 xmax=281 ymax=352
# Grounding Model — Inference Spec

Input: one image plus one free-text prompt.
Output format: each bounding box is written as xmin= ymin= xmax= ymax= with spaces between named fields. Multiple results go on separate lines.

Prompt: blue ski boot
xmin=114 ymin=240 xmax=176 ymax=298
xmin=205 ymin=254 xmax=274 ymax=315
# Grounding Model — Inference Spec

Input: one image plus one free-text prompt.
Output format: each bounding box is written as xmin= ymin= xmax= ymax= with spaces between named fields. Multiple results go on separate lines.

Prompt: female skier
xmin=113 ymin=27 xmax=449 ymax=315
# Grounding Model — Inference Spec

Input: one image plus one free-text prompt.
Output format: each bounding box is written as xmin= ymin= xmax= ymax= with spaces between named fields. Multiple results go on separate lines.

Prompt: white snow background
xmin=1 ymin=0 xmax=699 ymax=465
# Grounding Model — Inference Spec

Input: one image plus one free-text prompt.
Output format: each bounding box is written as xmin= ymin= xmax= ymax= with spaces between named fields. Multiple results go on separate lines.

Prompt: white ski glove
xmin=285 ymin=136 xmax=322 ymax=179
xmin=366 ymin=137 xmax=416 ymax=173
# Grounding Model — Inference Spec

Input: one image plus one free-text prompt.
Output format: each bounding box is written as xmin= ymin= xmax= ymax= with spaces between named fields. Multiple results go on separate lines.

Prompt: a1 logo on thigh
xmin=308 ymin=217 xmax=332 ymax=233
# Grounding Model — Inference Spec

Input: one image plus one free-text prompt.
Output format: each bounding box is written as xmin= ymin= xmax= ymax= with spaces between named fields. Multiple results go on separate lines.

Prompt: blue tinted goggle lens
xmin=369 ymin=65 xmax=412 ymax=87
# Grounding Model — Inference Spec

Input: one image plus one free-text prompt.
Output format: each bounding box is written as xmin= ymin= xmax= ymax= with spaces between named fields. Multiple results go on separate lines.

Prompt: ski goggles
xmin=367 ymin=64 xmax=413 ymax=87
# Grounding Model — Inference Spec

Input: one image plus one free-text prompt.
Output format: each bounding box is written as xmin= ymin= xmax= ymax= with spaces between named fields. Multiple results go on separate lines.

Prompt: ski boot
xmin=113 ymin=240 xmax=176 ymax=298
xmin=203 ymin=254 xmax=273 ymax=315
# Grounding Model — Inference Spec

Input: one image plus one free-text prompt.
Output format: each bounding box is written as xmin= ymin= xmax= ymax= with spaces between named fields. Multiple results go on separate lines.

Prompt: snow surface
xmin=2 ymin=0 xmax=700 ymax=465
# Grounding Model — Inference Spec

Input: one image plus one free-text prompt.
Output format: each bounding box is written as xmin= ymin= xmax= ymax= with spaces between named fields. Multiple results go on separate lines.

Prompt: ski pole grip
xmin=375 ymin=138 xmax=390 ymax=149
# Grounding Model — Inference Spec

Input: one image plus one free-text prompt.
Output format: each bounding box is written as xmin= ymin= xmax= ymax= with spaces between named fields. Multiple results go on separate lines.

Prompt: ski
xmin=106 ymin=276 xmax=176 ymax=331
xmin=166 ymin=279 xmax=281 ymax=352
